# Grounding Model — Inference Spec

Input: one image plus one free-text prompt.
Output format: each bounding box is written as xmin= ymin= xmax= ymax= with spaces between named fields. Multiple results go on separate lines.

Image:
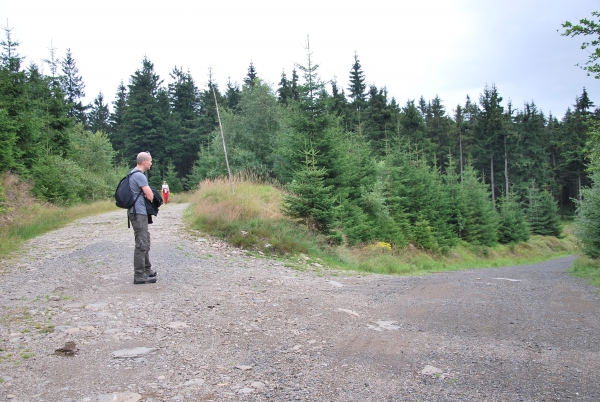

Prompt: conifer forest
xmin=1 ymin=15 xmax=599 ymax=253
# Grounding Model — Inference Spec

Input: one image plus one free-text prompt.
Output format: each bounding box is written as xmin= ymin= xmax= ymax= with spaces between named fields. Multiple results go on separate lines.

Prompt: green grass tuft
xmin=570 ymin=256 xmax=600 ymax=288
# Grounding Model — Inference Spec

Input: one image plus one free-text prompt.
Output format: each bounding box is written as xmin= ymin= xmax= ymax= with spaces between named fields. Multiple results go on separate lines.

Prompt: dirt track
xmin=0 ymin=203 xmax=599 ymax=401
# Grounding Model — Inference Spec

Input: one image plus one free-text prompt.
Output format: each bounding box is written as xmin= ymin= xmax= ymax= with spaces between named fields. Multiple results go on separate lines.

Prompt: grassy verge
xmin=0 ymin=200 xmax=117 ymax=258
xmin=570 ymin=256 xmax=600 ymax=288
xmin=186 ymin=177 xmax=578 ymax=276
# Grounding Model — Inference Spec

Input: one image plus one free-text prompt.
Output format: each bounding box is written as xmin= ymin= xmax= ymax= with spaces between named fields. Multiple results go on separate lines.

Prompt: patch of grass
xmin=570 ymin=256 xmax=600 ymax=288
xmin=20 ymin=350 xmax=34 ymax=359
xmin=165 ymin=191 xmax=193 ymax=204
xmin=187 ymin=177 xmax=330 ymax=257
xmin=38 ymin=324 xmax=55 ymax=333
xmin=0 ymin=307 xmax=32 ymax=328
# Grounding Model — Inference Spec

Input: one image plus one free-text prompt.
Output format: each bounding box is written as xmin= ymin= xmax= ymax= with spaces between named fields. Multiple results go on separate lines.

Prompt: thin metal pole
xmin=213 ymin=86 xmax=235 ymax=195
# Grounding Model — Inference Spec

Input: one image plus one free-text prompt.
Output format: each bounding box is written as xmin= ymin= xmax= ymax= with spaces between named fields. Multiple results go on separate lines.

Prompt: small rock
xmin=421 ymin=365 xmax=443 ymax=375
xmin=328 ymin=280 xmax=343 ymax=287
xmin=235 ymin=365 xmax=253 ymax=371
xmin=167 ymin=322 xmax=188 ymax=329
xmin=337 ymin=308 xmax=359 ymax=317
xmin=97 ymin=392 xmax=142 ymax=402
xmin=6 ymin=395 xmax=16 ymax=400
xmin=64 ymin=303 xmax=85 ymax=309
xmin=182 ymin=378 xmax=204 ymax=387
xmin=48 ymin=295 xmax=61 ymax=301
xmin=85 ymin=302 xmax=108 ymax=311
xmin=239 ymin=387 xmax=254 ymax=394
xmin=112 ymin=347 xmax=157 ymax=359
xmin=251 ymin=381 xmax=265 ymax=389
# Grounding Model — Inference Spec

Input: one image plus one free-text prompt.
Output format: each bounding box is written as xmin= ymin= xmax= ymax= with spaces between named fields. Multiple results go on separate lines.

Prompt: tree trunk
xmin=490 ymin=154 xmax=495 ymax=206
xmin=504 ymin=134 xmax=509 ymax=197
xmin=459 ymin=130 xmax=464 ymax=183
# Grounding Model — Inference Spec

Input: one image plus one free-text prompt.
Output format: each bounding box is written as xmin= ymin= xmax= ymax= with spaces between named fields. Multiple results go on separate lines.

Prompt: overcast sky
xmin=3 ymin=0 xmax=598 ymax=118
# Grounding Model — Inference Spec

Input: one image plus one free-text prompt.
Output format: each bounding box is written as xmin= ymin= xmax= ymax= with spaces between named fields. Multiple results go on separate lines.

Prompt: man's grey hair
xmin=136 ymin=152 xmax=151 ymax=164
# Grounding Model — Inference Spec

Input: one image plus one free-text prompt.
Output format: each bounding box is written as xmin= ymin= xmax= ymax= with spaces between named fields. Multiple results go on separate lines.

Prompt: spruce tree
xmin=452 ymin=104 xmax=466 ymax=182
xmin=363 ymin=85 xmax=394 ymax=155
xmin=453 ymin=165 xmax=499 ymax=247
xmin=243 ymin=61 xmax=257 ymax=88
xmin=122 ymin=57 xmax=165 ymax=164
xmin=224 ymin=78 xmax=241 ymax=110
xmin=512 ymin=102 xmax=551 ymax=196
xmin=399 ymin=100 xmax=426 ymax=150
xmin=328 ymin=78 xmax=348 ymax=117
xmin=474 ymin=84 xmax=504 ymax=205
xmin=43 ymin=60 xmax=72 ymax=156
xmin=277 ymin=70 xmax=291 ymax=105
xmin=0 ymin=25 xmax=26 ymax=171
xmin=527 ymin=184 xmax=561 ymax=237
xmin=290 ymin=68 xmax=300 ymax=101
xmin=282 ymin=146 xmax=336 ymax=236
xmin=168 ymin=67 xmax=202 ymax=177
xmin=88 ymin=92 xmax=110 ymax=133
xmin=418 ymin=96 xmax=428 ymax=116
xmin=164 ymin=160 xmax=183 ymax=192
xmin=556 ymin=89 xmax=594 ymax=209
xmin=426 ymin=95 xmax=450 ymax=170
xmin=108 ymin=81 xmax=128 ymax=160
xmin=60 ymin=48 xmax=88 ymax=124
xmin=389 ymin=150 xmax=456 ymax=249
xmin=498 ymin=195 xmax=529 ymax=243
xmin=347 ymin=52 xmax=367 ymax=130
xmin=0 ymin=23 xmax=23 ymax=72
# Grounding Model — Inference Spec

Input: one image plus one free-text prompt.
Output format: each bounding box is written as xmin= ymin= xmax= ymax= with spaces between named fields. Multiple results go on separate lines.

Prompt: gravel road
xmin=0 ymin=203 xmax=599 ymax=401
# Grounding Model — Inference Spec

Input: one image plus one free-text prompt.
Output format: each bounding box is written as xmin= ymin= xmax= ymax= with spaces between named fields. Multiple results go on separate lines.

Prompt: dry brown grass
xmin=0 ymin=172 xmax=56 ymax=227
xmin=190 ymin=176 xmax=284 ymax=224
xmin=0 ymin=172 xmax=116 ymax=258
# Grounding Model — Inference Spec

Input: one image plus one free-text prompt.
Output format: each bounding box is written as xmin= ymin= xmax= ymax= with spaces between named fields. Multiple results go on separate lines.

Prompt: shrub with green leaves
xmin=31 ymin=154 xmax=85 ymax=204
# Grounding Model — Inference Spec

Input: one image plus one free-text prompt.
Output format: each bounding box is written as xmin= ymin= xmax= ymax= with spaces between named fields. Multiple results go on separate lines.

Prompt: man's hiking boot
xmin=145 ymin=269 xmax=157 ymax=278
xmin=133 ymin=275 xmax=157 ymax=285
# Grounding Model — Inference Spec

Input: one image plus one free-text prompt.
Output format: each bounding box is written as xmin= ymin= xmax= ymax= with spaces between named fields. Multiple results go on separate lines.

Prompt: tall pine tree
xmin=88 ymin=92 xmax=110 ymax=133
xmin=60 ymin=48 xmax=87 ymax=124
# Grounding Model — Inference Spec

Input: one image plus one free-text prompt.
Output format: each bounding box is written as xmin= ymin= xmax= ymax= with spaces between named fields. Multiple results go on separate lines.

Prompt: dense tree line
xmin=1 ymin=25 xmax=597 ymax=250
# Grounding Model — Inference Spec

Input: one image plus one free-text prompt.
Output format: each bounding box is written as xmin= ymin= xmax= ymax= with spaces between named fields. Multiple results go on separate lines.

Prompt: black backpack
xmin=115 ymin=170 xmax=143 ymax=210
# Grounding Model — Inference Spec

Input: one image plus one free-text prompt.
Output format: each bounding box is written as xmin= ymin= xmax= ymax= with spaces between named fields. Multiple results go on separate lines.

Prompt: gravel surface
xmin=0 ymin=203 xmax=599 ymax=401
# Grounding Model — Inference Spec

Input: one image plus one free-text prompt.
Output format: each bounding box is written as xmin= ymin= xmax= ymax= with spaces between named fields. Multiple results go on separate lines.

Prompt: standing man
xmin=162 ymin=181 xmax=170 ymax=204
xmin=129 ymin=151 xmax=157 ymax=284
